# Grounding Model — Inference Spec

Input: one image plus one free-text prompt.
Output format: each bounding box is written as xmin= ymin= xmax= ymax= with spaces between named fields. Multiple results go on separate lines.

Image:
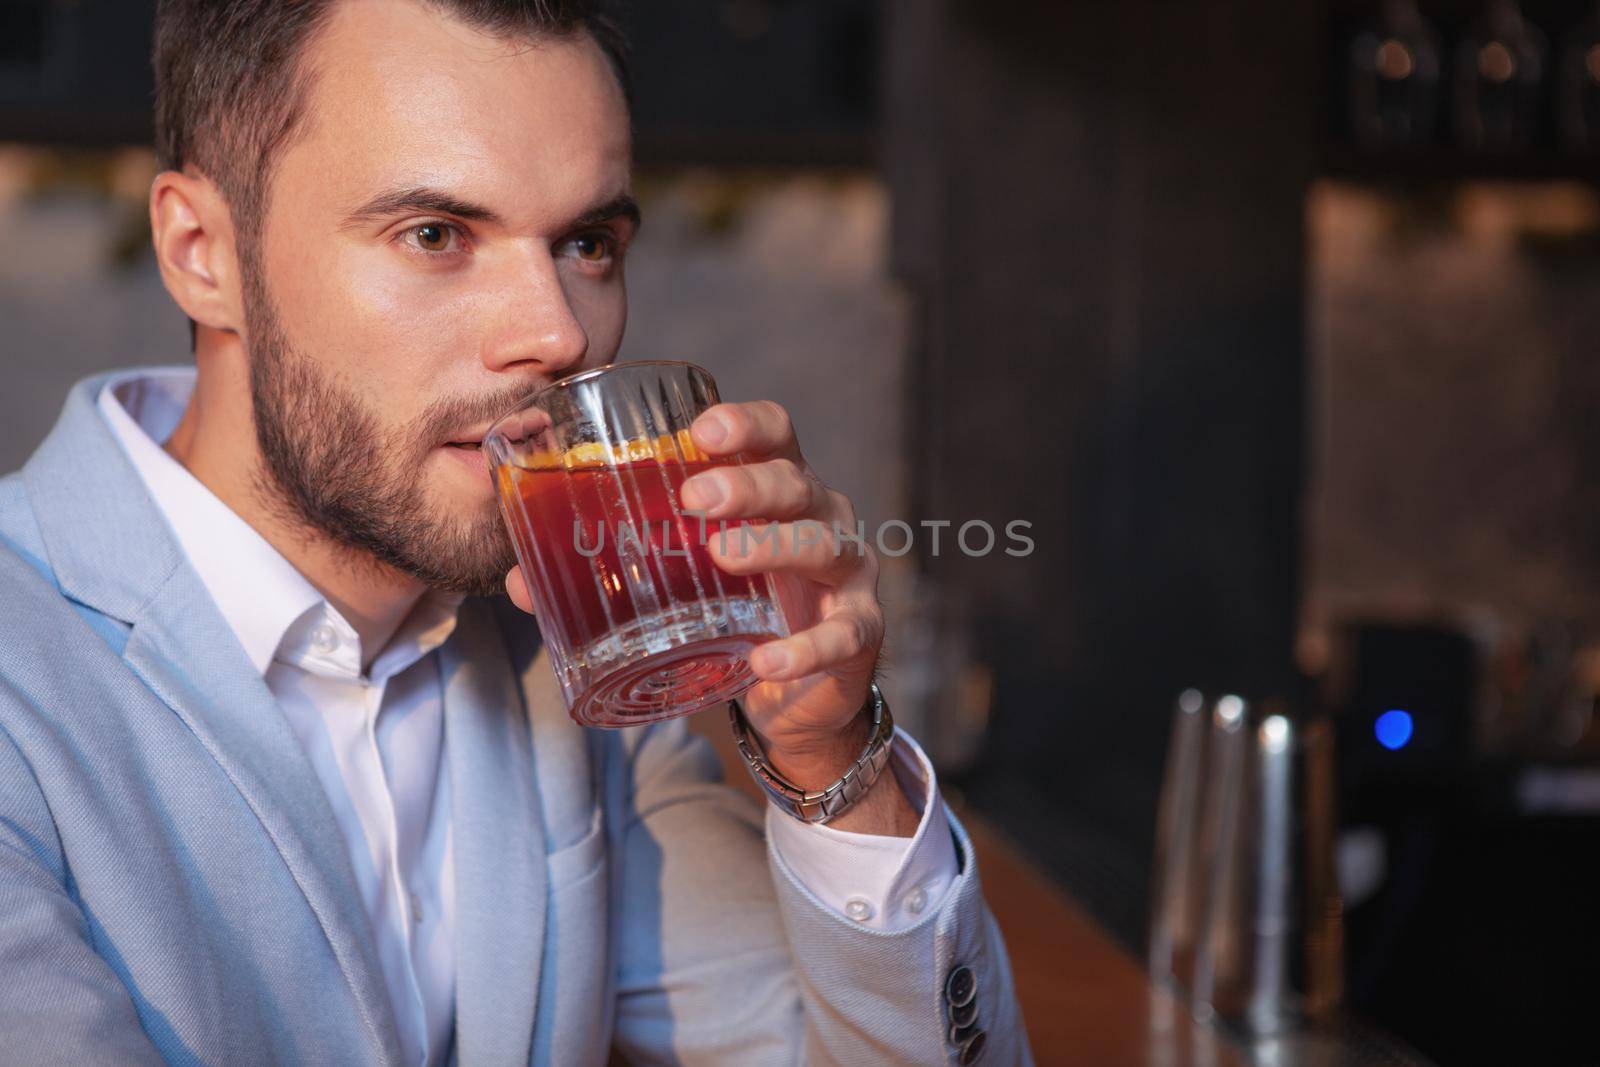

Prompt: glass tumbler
xmin=484 ymin=360 xmax=790 ymax=727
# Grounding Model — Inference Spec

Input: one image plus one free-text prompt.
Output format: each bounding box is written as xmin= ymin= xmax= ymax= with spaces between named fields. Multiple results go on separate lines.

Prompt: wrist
xmin=730 ymin=683 xmax=899 ymax=826
xmin=757 ymin=710 xmax=873 ymax=792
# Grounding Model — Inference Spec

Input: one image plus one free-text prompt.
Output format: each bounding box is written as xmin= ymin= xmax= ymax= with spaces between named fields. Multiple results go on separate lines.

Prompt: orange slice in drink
xmin=508 ymin=429 xmax=707 ymax=472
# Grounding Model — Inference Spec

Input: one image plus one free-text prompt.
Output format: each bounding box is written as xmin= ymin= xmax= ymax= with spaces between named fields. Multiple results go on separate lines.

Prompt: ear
xmin=150 ymin=169 xmax=244 ymax=334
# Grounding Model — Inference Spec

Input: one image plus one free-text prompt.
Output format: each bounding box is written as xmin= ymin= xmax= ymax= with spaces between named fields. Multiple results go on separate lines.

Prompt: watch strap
xmin=728 ymin=683 xmax=895 ymax=825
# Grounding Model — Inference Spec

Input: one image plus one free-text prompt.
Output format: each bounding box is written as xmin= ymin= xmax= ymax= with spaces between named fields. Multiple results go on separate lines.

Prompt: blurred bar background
xmin=6 ymin=1 xmax=1600 ymax=1063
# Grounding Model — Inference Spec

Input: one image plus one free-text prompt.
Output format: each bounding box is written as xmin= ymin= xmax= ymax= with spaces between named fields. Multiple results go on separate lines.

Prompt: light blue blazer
xmin=0 ymin=374 xmax=1030 ymax=1065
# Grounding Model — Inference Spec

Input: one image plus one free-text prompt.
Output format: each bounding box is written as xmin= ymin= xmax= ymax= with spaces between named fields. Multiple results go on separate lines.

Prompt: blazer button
xmin=948 ymin=996 xmax=978 ymax=1029
xmin=957 ymin=1029 xmax=988 ymax=1065
xmin=945 ymin=964 xmax=977 ymax=1008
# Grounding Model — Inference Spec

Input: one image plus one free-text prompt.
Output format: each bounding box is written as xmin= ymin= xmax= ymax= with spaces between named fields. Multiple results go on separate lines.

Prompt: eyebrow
xmin=570 ymin=193 xmax=642 ymax=233
xmin=342 ymin=187 xmax=642 ymax=233
xmin=343 ymin=188 xmax=503 ymax=227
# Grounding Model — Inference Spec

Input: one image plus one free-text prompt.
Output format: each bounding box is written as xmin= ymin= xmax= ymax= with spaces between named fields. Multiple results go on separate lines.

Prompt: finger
xmin=679 ymin=457 xmax=831 ymax=520
xmin=708 ymin=520 xmax=872 ymax=585
xmin=505 ymin=566 xmax=534 ymax=614
xmin=690 ymin=401 xmax=802 ymax=461
xmin=750 ymin=605 xmax=884 ymax=680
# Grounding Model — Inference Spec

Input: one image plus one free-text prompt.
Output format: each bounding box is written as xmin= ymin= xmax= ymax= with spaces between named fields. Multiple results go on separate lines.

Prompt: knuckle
xmin=825 ymin=487 xmax=858 ymax=525
xmin=771 ymin=460 xmax=808 ymax=509
xmin=826 ymin=538 xmax=861 ymax=577
xmin=812 ymin=522 xmax=843 ymax=563
xmin=760 ymin=400 xmax=794 ymax=441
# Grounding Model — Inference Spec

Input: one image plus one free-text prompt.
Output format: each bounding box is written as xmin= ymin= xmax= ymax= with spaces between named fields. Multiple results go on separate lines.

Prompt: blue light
xmin=1375 ymin=709 xmax=1414 ymax=751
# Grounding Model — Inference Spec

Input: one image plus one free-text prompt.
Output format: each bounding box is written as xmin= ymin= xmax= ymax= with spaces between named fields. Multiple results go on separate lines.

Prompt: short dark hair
xmin=153 ymin=0 xmax=629 ymax=240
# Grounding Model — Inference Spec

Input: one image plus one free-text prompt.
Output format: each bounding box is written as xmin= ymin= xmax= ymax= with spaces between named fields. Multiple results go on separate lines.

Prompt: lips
xmin=443 ymin=424 xmax=495 ymax=453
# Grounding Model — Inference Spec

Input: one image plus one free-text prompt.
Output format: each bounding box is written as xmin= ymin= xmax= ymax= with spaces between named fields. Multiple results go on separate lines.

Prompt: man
xmin=0 ymin=1 xmax=1027 ymax=1063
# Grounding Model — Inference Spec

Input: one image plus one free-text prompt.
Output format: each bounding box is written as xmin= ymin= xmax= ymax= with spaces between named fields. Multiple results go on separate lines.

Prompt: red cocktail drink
xmin=486 ymin=364 xmax=788 ymax=726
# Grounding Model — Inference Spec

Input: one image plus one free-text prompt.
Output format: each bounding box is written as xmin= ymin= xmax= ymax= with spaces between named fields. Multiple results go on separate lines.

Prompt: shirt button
xmin=843 ymin=896 xmax=875 ymax=923
xmin=905 ymin=886 xmax=928 ymax=916
xmin=310 ymin=624 xmax=339 ymax=653
xmin=409 ymin=892 xmax=423 ymax=923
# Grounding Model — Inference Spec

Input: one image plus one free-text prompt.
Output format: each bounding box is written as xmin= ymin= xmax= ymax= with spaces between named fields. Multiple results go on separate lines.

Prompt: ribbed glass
xmin=485 ymin=361 xmax=789 ymax=727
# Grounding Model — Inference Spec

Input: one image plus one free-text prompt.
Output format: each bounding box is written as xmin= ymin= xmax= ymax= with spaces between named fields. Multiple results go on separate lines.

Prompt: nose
xmin=480 ymin=248 xmax=590 ymax=376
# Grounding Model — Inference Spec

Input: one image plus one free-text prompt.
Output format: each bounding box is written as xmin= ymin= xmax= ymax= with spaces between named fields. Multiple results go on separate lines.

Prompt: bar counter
xmin=689 ymin=715 xmax=1435 ymax=1067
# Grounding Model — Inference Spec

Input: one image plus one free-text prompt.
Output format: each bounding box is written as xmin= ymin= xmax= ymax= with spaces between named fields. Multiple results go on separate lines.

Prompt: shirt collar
xmin=97 ymin=368 xmax=463 ymax=680
xmin=276 ymin=591 xmax=463 ymax=684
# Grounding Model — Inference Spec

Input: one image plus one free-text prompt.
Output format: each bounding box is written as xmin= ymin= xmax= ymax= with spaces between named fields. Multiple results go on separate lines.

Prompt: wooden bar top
xmin=958 ymin=805 xmax=1246 ymax=1066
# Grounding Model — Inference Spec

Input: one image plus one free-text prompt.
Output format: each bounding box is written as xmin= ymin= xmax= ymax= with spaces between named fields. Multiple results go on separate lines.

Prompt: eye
xmin=403 ymin=222 xmax=462 ymax=254
xmin=570 ymin=232 xmax=612 ymax=263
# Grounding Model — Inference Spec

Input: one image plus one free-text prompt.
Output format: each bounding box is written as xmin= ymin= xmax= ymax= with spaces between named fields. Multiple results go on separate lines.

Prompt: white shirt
xmin=99 ymin=367 xmax=957 ymax=1064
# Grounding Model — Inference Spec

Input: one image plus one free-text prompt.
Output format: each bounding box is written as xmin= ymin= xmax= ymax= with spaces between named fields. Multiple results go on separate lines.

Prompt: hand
xmin=677 ymin=400 xmax=885 ymax=788
xmin=504 ymin=400 xmax=887 ymax=790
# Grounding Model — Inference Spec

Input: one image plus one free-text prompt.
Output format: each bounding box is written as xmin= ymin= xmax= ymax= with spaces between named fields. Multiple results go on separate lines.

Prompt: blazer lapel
xmin=23 ymin=373 xmax=404 ymax=1065
xmin=443 ymin=601 xmax=548 ymax=1067
xmin=122 ymin=573 xmax=405 ymax=1064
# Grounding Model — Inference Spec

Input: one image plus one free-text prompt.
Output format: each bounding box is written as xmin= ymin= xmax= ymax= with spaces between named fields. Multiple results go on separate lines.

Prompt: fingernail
xmin=684 ymin=475 xmax=725 ymax=510
xmin=697 ymin=415 xmax=729 ymax=446
xmin=758 ymin=646 xmax=791 ymax=674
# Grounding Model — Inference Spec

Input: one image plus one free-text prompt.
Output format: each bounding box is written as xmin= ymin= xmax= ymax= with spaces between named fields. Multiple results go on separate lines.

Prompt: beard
xmin=241 ymin=271 xmax=527 ymax=597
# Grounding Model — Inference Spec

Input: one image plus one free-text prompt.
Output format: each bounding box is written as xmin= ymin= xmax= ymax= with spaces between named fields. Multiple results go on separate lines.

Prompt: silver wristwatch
xmin=728 ymin=683 xmax=895 ymax=825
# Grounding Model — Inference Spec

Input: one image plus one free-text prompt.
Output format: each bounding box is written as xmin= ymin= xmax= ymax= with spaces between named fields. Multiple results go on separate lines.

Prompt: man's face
xmin=240 ymin=0 xmax=634 ymax=594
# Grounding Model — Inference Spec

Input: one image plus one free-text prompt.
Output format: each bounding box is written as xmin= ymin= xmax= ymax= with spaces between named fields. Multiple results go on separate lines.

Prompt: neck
xmin=167 ymin=340 xmax=426 ymax=664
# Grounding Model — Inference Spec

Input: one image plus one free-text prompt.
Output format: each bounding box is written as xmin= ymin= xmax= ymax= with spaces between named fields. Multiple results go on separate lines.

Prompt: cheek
xmin=261 ymin=235 xmax=475 ymax=398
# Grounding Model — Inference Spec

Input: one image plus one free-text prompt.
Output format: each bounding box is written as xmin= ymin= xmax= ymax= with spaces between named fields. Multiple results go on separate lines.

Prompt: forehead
xmin=279 ymin=0 xmax=630 ymax=223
